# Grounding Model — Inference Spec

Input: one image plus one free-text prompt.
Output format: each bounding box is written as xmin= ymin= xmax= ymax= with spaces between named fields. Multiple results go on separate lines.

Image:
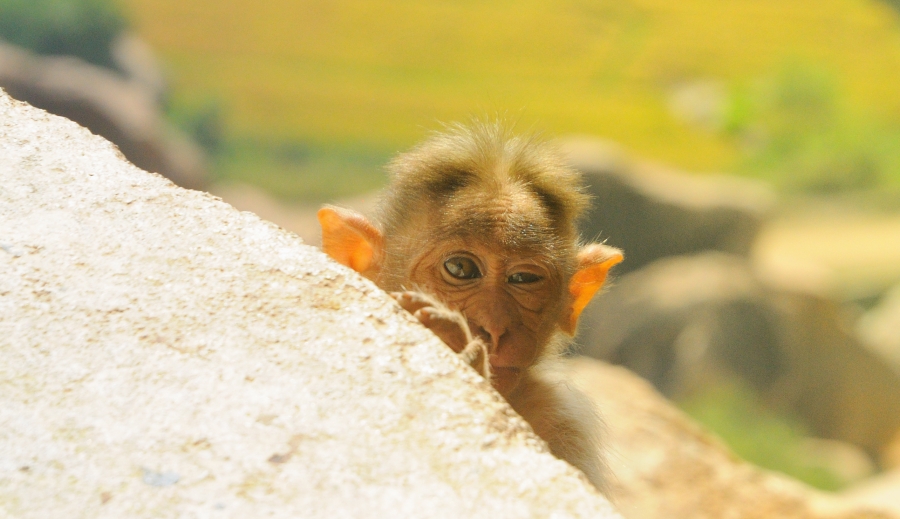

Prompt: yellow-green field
xmin=118 ymin=0 xmax=900 ymax=200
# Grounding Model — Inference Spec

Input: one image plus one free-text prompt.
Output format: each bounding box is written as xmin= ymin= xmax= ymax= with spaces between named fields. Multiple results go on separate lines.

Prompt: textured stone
xmin=0 ymin=90 xmax=619 ymax=519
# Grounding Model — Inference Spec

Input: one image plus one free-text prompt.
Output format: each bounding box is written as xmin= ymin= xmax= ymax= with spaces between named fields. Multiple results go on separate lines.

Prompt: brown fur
xmin=318 ymin=121 xmax=621 ymax=493
xmin=510 ymin=362 xmax=608 ymax=493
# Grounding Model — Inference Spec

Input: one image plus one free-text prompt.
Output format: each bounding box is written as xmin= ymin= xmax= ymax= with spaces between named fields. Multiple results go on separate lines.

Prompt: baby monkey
xmin=318 ymin=122 xmax=622 ymax=492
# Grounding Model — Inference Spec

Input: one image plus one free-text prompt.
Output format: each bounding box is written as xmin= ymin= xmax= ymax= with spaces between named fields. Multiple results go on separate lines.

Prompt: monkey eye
xmin=508 ymin=272 xmax=543 ymax=284
xmin=444 ymin=256 xmax=482 ymax=280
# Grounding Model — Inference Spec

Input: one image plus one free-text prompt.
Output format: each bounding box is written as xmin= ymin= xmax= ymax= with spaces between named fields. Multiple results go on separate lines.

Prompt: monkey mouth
xmin=490 ymin=366 xmax=522 ymax=378
xmin=489 ymin=366 xmax=522 ymax=395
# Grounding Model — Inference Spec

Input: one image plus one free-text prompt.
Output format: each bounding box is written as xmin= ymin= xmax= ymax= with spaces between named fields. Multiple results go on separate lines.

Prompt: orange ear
xmin=317 ymin=206 xmax=383 ymax=277
xmin=561 ymin=243 xmax=623 ymax=335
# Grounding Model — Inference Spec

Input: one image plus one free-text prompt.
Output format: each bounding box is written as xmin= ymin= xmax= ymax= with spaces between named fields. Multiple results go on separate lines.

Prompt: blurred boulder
xmin=888 ymin=432 xmax=900 ymax=470
xmin=208 ymin=182 xmax=381 ymax=246
xmin=578 ymin=252 xmax=900 ymax=460
xmin=110 ymin=32 xmax=168 ymax=104
xmin=752 ymin=212 xmax=900 ymax=303
xmin=559 ymin=137 xmax=774 ymax=274
xmin=794 ymin=438 xmax=877 ymax=486
xmin=768 ymin=288 xmax=900 ymax=460
xmin=569 ymin=357 xmax=897 ymax=519
xmin=857 ymin=284 xmax=900 ymax=370
xmin=842 ymin=468 xmax=900 ymax=514
xmin=577 ymin=252 xmax=782 ymax=397
xmin=0 ymin=40 xmax=206 ymax=190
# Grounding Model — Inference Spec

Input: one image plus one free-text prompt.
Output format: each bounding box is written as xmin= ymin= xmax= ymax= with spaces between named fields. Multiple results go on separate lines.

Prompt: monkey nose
xmin=474 ymin=324 xmax=507 ymax=353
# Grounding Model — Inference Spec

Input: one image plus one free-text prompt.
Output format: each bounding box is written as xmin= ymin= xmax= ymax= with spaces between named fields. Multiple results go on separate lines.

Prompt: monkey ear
xmin=561 ymin=243 xmax=624 ymax=335
xmin=317 ymin=205 xmax=384 ymax=277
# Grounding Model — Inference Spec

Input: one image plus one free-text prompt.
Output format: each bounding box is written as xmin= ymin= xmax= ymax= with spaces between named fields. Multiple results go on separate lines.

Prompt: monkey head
xmin=318 ymin=123 xmax=622 ymax=396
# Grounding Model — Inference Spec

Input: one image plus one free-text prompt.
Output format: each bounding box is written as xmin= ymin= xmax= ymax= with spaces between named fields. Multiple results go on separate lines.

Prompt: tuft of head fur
xmin=377 ymin=121 xmax=589 ymax=245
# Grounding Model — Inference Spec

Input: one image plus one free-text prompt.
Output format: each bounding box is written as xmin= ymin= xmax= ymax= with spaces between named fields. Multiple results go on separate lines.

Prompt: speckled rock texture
xmin=0 ymin=89 xmax=620 ymax=519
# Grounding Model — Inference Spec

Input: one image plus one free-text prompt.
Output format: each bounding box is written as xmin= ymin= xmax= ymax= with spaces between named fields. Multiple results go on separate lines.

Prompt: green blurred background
xmin=5 ymin=0 xmax=900 ymax=492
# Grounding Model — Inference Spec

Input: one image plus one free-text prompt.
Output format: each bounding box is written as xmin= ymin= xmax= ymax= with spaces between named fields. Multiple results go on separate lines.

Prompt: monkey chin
xmin=490 ymin=366 xmax=523 ymax=396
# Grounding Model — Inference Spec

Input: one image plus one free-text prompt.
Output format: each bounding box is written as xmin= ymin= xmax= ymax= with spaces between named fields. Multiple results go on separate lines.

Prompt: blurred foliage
xmin=0 ymin=0 xmax=127 ymax=69
xmin=213 ymin=139 xmax=389 ymax=202
xmin=727 ymin=61 xmax=900 ymax=194
xmin=883 ymin=0 xmax=900 ymax=14
xmin=164 ymin=91 xmax=391 ymax=202
xmin=165 ymin=96 xmax=227 ymax=155
xmin=679 ymin=382 xmax=850 ymax=491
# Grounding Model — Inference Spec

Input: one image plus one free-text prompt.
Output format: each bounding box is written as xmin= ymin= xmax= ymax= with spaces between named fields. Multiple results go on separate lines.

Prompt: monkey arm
xmin=508 ymin=367 xmax=608 ymax=493
xmin=390 ymin=291 xmax=490 ymax=378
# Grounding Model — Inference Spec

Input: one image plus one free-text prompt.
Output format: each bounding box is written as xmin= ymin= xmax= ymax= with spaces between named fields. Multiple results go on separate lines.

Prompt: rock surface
xmin=0 ymin=90 xmax=619 ymax=518
xmin=0 ymin=41 xmax=206 ymax=190
xmin=842 ymin=468 xmax=900 ymax=514
xmin=568 ymin=357 xmax=896 ymax=519
xmin=858 ymin=283 xmax=900 ymax=371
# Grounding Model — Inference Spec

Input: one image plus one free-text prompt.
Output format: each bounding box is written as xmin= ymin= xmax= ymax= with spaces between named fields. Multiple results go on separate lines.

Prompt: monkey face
xmin=317 ymin=124 xmax=620 ymax=492
xmin=318 ymin=121 xmax=622 ymax=399
xmin=406 ymin=238 xmax=566 ymax=396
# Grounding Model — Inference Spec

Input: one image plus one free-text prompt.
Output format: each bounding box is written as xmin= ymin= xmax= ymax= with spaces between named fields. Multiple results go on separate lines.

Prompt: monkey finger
xmin=459 ymin=339 xmax=490 ymax=378
xmin=389 ymin=291 xmax=440 ymax=314
xmin=413 ymin=307 xmax=470 ymax=353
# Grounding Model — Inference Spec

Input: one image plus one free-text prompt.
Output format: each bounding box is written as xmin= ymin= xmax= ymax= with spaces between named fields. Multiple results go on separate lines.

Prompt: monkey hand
xmin=390 ymin=291 xmax=490 ymax=378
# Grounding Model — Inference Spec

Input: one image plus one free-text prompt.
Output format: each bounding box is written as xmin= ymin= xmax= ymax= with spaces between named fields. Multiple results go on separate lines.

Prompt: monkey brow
xmin=435 ymin=211 xmax=564 ymax=253
xmin=423 ymin=166 xmax=474 ymax=198
xmin=528 ymin=186 xmax=567 ymax=228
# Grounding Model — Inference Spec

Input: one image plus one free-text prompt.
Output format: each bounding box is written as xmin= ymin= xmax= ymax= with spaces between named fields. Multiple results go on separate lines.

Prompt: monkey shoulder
xmin=506 ymin=363 xmax=609 ymax=493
